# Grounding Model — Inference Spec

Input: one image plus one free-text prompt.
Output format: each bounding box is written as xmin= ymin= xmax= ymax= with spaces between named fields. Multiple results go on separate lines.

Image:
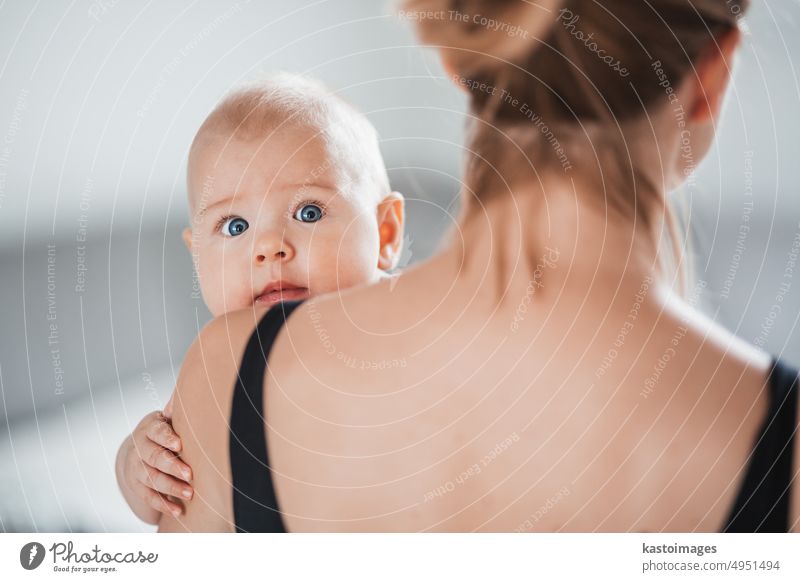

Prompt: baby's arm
xmin=115 ymin=401 xmax=194 ymax=525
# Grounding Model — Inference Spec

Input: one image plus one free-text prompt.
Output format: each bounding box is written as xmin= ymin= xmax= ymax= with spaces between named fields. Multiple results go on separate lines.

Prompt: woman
xmin=158 ymin=0 xmax=798 ymax=532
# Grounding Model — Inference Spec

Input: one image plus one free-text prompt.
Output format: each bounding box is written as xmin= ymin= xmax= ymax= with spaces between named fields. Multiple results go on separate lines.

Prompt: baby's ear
xmin=377 ymin=192 xmax=405 ymax=271
xmin=182 ymin=228 xmax=193 ymax=252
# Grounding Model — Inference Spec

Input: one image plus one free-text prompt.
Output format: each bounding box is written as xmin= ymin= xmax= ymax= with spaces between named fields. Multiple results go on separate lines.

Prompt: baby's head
xmin=183 ymin=74 xmax=405 ymax=316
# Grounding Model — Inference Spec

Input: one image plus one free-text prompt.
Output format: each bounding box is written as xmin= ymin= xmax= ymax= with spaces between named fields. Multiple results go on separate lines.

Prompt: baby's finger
xmin=147 ymin=443 xmax=193 ymax=482
xmin=163 ymin=393 xmax=175 ymax=419
xmin=136 ymin=482 xmax=183 ymax=517
xmin=145 ymin=416 xmax=181 ymax=452
xmin=132 ymin=411 xmax=162 ymax=439
xmin=140 ymin=464 xmax=193 ymax=502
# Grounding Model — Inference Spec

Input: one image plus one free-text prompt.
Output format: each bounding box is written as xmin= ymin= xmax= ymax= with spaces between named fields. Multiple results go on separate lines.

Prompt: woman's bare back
xmin=260 ymin=237 xmax=777 ymax=532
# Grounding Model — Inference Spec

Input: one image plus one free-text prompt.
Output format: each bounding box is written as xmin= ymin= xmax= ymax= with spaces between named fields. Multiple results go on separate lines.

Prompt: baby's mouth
xmin=254 ymin=284 xmax=309 ymax=305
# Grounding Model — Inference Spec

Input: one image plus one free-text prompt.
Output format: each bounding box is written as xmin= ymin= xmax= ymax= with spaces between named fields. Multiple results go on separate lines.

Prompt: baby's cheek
xmin=198 ymin=250 xmax=250 ymax=315
xmin=304 ymin=240 xmax=345 ymax=292
xmin=222 ymin=258 xmax=257 ymax=310
xmin=304 ymin=228 xmax=374 ymax=294
xmin=335 ymin=223 xmax=381 ymax=286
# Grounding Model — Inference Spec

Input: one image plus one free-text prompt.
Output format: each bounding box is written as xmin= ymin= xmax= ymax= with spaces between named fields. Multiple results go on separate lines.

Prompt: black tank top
xmin=229 ymin=301 xmax=799 ymax=532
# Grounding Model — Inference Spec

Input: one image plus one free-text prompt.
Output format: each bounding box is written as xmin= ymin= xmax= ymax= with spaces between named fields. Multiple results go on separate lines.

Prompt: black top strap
xmin=724 ymin=358 xmax=799 ymax=532
xmin=229 ymin=300 xmax=305 ymax=533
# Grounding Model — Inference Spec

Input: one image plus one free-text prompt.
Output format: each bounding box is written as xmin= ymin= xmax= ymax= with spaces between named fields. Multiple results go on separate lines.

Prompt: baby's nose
xmin=254 ymin=233 xmax=294 ymax=264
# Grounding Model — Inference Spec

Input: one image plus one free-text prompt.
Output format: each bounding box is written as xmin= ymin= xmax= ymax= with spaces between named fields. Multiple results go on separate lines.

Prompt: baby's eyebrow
xmin=195 ymin=195 xmax=237 ymax=220
xmin=283 ymin=181 xmax=339 ymax=193
xmin=284 ymin=182 xmax=344 ymax=205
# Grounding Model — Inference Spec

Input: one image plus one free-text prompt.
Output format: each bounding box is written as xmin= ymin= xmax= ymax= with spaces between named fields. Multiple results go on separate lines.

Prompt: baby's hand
xmin=122 ymin=408 xmax=193 ymax=517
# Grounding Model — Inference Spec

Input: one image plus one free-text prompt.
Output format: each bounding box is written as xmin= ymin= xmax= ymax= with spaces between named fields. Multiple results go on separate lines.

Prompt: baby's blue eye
xmin=221 ymin=217 xmax=249 ymax=237
xmin=294 ymin=203 xmax=324 ymax=223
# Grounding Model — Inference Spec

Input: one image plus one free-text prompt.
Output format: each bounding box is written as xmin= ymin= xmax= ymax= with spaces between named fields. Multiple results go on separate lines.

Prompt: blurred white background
xmin=0 ymin=0 xmax=799 ymax=531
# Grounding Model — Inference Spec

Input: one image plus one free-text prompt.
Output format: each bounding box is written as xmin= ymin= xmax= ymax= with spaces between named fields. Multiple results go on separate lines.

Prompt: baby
xmin=115 ymin=73 xmax=405 ymax=525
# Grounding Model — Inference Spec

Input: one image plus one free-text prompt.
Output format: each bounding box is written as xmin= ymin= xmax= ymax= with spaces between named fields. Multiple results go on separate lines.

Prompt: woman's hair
xmin=405 ymin=0 xmax=747 ymax=123
xmin=402 ymin=0 xmax=749 ymax=288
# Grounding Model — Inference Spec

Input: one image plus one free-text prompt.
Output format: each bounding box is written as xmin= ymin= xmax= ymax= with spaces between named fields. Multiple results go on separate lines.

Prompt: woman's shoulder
xmin=172 ymin=307 xmax=273 ymax=412
xmin=196 ymin=306 xmax=274 ymax=358
xmin=158 ymin=307 xmax=271 ymax=532
xmin=652 ymin=284 xmax=773 ymax=374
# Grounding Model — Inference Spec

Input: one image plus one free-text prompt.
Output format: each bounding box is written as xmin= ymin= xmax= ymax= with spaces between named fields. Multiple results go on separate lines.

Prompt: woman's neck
xmin=433 ymin=180 xmax=667 ymax=307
